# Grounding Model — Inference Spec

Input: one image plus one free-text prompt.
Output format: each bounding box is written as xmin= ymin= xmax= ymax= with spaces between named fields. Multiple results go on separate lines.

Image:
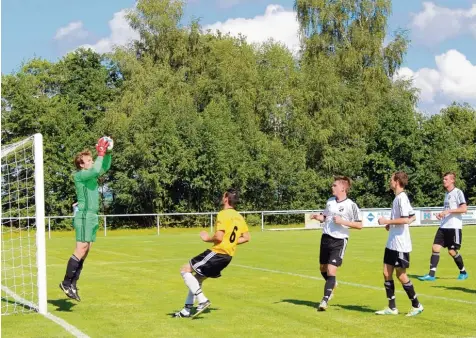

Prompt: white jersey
xmin=440 ymin=188 xmax=466 ymax=229
xmin=386 ymin=192 xmax=415 ymax=253
xmin=322 ymin=197 xmax=361 ymax=239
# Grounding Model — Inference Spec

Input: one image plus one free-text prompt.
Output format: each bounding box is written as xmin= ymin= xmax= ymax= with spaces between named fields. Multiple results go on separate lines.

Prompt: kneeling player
xmin=174 ymin=189 xmax=250 ymax=318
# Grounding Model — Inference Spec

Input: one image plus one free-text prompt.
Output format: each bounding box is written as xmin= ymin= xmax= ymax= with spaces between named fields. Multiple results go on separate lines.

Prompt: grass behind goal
xmin=2 ymin=226 xmax=476 ymax=337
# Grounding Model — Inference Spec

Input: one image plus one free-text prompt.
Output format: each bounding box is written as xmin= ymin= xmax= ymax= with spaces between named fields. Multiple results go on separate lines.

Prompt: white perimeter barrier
xmin=305 ymin=207 xmax=476 ymax=229
xmin=42 ymin=206 xmax=476 ymax=237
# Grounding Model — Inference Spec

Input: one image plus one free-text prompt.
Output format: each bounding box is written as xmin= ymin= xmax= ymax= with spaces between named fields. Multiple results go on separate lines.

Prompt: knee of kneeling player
xmin=180 ymin=264 xmax=192 ymax=274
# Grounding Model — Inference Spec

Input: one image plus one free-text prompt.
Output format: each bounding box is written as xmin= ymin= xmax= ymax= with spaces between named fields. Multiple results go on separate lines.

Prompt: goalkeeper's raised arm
xmin=100 ymin=136 xmax=113 ymax=175
xmin=74 ymin=137 xmax=111 ymax=181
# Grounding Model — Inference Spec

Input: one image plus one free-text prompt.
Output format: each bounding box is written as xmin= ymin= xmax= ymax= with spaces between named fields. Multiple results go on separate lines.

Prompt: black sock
xmin=429 ymin=252 xmax=439 ymax=277
xmin=402 ymin=280 xmax=420 ymax=308
xmin=453 ymin=254 xmax=466 ymax=274
xmin=321 ymin=271 xmax=328 ymax=280
xmin=323 ymin=276 xmax=336 ymax=301
xmin=63 ymin=255 xmax=80 ymax=287
xmin=72 ymin=259 xmax=85 ymax=287
xmin=384 ymin=280 xmax=396 ymax=309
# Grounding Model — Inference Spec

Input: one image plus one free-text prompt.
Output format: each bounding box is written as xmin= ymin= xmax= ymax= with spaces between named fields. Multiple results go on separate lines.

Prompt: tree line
xmin=2 ymin=0 xmax=475 ymax=228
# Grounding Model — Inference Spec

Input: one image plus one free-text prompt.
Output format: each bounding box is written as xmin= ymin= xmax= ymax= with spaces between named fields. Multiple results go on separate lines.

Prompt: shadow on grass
xmin=332 ymin=303 xmax=377 ymax=313
xmin=280 ymin=299 xmax=319 ymax=309
xmin=280 ymin=299 xmax=377 ymax=313
xmin=167 ymin=306 xmax=218 ymax=320
xmin=1 ymin=297 xmax=37 ymax=312
xmin=432 ymin=285 xmax=476 ymax=294
xmin=48 ymin=299 xmax=77 ymax=312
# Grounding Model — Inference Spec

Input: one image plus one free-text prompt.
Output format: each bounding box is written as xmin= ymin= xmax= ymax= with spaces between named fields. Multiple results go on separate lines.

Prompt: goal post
xmin=1 ymin=133 xmax=47 ymax=315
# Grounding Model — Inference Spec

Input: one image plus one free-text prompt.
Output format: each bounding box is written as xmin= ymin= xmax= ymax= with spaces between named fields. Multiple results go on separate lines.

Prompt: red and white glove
xmin=96 ymin=137 xmax=109 ymax=157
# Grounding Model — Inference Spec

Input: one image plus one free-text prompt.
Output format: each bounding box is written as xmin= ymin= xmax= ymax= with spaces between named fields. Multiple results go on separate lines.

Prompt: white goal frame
xmin=1 ymin=133 xmax=47 ymax=315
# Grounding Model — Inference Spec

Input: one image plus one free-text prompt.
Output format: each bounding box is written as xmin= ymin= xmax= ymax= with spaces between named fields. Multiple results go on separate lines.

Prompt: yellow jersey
xmin=211 ymin=208 xmax=249 ymax=257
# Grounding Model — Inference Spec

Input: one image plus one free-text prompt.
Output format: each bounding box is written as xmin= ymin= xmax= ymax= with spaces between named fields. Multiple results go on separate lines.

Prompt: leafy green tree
xmin=2 ymin=49 xmax=121 ymax=219
xmin=3 ymin=0 xmax=475 ymax=228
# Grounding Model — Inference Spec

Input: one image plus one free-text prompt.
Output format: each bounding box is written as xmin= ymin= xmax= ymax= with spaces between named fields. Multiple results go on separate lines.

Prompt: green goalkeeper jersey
xmin=74 ymin=154 xmax=111 ymax=214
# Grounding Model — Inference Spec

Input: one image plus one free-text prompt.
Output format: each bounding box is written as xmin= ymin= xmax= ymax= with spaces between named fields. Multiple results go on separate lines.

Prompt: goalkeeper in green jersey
xmin=59 ymin=136 xmax=112 ymax=302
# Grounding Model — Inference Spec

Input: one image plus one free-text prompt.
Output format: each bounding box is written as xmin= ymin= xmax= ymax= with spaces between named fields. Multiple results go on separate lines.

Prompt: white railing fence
xmin=45 ymin=209 xmax=315 ymax=238
xmin=43 ymin=206 xmax=476 ymax=238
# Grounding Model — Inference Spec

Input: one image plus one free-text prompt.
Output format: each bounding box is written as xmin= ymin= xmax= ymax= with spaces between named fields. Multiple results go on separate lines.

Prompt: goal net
xmin=1 ymin=134 xmax=47 ymax=315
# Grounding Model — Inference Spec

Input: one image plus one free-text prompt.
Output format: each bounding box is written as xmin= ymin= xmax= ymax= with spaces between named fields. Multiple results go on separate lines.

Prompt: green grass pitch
xmin=2 ymin=226 xmax=476 ymax=337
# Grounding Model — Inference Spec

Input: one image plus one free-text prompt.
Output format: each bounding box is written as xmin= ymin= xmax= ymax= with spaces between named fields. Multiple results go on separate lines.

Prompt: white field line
xmin=43 ymin=258 xmax=476 ymax=305
xmin=1 ymin=286 xmax=90 ymax=338
xmin=233 ymin=264 xmax=476 ymax=305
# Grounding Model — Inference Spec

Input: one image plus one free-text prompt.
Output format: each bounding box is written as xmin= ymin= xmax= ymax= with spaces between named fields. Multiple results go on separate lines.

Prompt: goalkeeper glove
xmin=96 ymin=137 xmax=109 ymax=157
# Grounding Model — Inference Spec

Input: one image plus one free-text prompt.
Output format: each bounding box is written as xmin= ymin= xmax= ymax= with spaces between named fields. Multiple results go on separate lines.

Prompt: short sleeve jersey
xmin=386 ymin=192 xmax=415 ymax=252
xmin=322 ymin=197 xmax=361 ymax=239
xmin=440 ymin=188 xmax=466 ymax=229
xmin=211 ymin=208 xmax=249 ymax=257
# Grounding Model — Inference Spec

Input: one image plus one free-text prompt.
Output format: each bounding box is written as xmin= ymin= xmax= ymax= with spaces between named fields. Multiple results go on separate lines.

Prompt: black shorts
xmin=384 ymin=248 xmax=410 ymax=268
xmin=190 ymin=249 xmax=232 ymax=278
xmin=319 ymin=234 xmax=348 ymax=267
xmin=433 ymin=228 xmax=462 ymax=250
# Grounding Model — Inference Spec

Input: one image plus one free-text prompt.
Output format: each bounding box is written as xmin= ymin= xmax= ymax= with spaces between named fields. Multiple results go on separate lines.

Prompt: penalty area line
xmin=234 ymin=264 xmax=476 ymax=305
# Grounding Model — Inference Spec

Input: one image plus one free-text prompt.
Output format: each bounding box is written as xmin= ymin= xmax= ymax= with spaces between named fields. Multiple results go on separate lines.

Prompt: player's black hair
xmin=225 ymin=188 xmax=239 ymax=208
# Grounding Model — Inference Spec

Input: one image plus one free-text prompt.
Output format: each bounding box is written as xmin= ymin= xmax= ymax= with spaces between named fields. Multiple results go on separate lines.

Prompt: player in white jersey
xmin=376 ymin=171 xmax=423 ymax=317
xmin=310 ymin=176 xmax=362 ymax=311
xmin=418 ymin=172 xmax=468 ymax=281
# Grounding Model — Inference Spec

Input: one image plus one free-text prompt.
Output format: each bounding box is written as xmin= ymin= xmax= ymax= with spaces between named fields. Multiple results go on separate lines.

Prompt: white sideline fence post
xmin=210 ymin=213 xmax=213 ymax=233
xmin=261 ymin=212 xmax=264 ymax=232
xmin=157 ymin=215 xmax=160 ymax=236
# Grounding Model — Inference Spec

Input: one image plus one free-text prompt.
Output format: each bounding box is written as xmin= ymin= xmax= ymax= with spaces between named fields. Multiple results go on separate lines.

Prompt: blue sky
xmin=2 ymin=0 xmax=476 ymax=114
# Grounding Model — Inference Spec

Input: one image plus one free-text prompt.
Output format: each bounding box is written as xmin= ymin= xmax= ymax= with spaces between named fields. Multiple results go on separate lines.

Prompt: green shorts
xmin=73 ymin=212 xmax=99 ymax=243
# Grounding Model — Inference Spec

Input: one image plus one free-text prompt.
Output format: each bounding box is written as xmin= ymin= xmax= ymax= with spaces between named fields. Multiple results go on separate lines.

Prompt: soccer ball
xmin=102 ymin=136 xmax=114 ymax=151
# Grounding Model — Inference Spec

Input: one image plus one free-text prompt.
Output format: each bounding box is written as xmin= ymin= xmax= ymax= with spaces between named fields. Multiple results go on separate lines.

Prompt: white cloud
xmin=410 ymin=2 xmax=476 ymax=45
xmin=396 ymin=66 xmax=440 ymax=103
xmin=80 ymin=9 xmax=139 ymax=54
xmin=395 ymin=50 xmax=476 ymax=112
xmin=54 ymin=21 xmax=88 ymax=41
xmin=204 ymin=4 xmax=300 ymax=52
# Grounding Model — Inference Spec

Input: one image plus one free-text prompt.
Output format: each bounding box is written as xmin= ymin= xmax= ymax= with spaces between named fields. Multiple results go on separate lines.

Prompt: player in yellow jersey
xmin=174 ymin=188 xmax=250 ymax=319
